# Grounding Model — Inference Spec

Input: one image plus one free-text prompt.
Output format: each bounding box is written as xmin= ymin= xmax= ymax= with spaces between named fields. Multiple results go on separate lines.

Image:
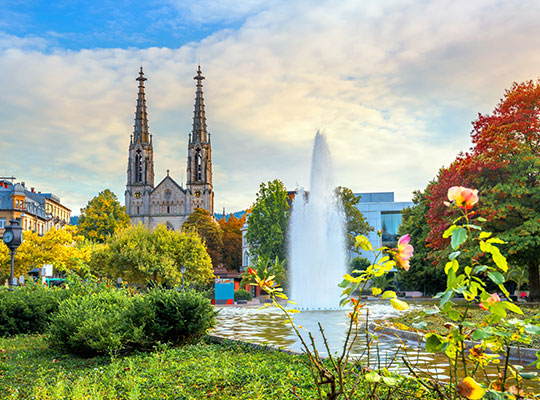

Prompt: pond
xmin=213 ymin=303 xmax=539 ymax=390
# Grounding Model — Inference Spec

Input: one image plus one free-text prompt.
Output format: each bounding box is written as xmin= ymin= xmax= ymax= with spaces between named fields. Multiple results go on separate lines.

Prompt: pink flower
xmin=396 ymin=234 xmax=414 ymax=271
xmin=446 ymin=186 xmax=479 ymax=210
xmin=479 ymin=293 xmax=500 ymax=310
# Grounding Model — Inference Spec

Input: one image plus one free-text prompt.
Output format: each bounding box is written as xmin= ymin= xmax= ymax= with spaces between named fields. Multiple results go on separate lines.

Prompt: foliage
xmin=47 ymin=288 xmax=216 ymax=356
xmin=234 ymin=288 xmax=253 ymax=301
xmin=0 ymin=225 xmax=90 ymax=279
xmin=417 ymin=186 xmax=540 ymax=399
xmin=241 ymin=255 xmax=287 ymax=290
xmin=142 ymin=288 xmax=216 ymax=345
xmin=182 ymin=208 xmax=223 ymax=269
xmin=218 ymin=213 xmax=245 ymax=271
xmin=47 ymin=289 xmax=146 ymax=356
xmin=78 ymin=189 xmax=130 ymax=243
xmin=396 ymin=188 xmax=446 ymax=295
xmin=348 ymin=256 xmax=371 ymax=276
xmin=426 ymin=80 xmax=540 ymax=301
xmin=335 ymin=186 xmax=373 ymax=253
xmin=246 ymin=179 xmax=289 ymax=262
xmin=98 ymin=223 xmax=214 ymax=287
xmin=0 ymin=282 xmax=70 ymax=336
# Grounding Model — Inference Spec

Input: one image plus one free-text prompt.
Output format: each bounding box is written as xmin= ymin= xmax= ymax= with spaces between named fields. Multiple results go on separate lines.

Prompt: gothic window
xmin=167 ymin=205 xmax=170 ymax=214
xmin=135 ymin=149 xmax=143 ymax=182
xmin=195 ymin=148 xmax=203 ymax=181
xmin=137 ymin=206 xmax=140 ymax=214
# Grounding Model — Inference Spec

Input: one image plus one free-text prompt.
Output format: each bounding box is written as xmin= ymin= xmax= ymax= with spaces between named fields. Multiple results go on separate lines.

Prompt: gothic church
xmin=125 ymin=66 xmax=214 ymax=230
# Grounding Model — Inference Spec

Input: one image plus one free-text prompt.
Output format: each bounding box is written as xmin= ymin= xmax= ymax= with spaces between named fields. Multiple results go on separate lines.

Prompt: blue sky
xmin=1 ymin=0 xmax=540 ymax=214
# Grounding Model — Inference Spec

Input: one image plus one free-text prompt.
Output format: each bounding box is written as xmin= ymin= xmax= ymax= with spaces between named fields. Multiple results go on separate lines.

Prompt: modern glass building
xmin=355 ymin=192 xmax=412 ymax=263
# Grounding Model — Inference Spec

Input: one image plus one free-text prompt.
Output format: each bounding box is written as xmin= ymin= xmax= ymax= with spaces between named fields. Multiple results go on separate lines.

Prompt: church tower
xmin=125 ymin=67 xmax=155 ymax=223
xmin=186 ymin=66 xmax=214 ymax=215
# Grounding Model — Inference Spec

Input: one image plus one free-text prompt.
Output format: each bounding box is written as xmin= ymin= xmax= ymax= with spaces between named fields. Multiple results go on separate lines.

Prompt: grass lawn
xmin=0 ymin=335 xmax=318 ymax=400
xmin=384 ymin=304 xmax=540 ymax=349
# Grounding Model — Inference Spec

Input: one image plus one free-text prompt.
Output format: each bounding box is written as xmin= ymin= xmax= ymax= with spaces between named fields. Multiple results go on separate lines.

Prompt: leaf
xmin=502 ymin=301 xmax=523 ymax=315
xmin=477 ymin=217 xmax=487 ymax=222
xmin=451 ymin=227 xmax=467 ymax=250
xmin=444 ymin=260 xmax=459 ymax=275
xmin=424 ymin=308 xmax=440 ymax=315
xmin=425 ymin=334 xmax=445 ymax=353
xmin=472 ymin=327 xmax=491 ymax=340
xmin=449 ymin=251 xmax=461 ymax=260
xmin=487 ymin=237 xmax=505 ymax=244
xmin=466 ymin=224 xmax=482 ymax=230
xmin=382 ymin=376 xmax=400 ymax=386
xmin=479 ymin=231 xmax=492 ymax=239
xmin=365 ymin=371 xmax=381 ymax=382
xmin=440 ymin=290 xmax=453 ymax=307
xmin=355 ymin=235 xmax=373 ymax=251
xmin=473 ymin=265 xmax=488 ymax=274
xmin=390 ymin=298 xmax=409 ymax=311
xmin=519 ymin=372 xmax=538 ymax=380
xmin=524 ymin=325 xmax=540 ymax=335
xmin=382 ymin=290 xmax=397 ymax=300
xmin=371 ymin=287 xmax=382 ymax=296
xmin=443 ymin=225 xmax=458 ymax=239
xmin=412 ymin=321 xmax=428 ymax=330
xmin=487 ymin=271 xmax=505 ymax=285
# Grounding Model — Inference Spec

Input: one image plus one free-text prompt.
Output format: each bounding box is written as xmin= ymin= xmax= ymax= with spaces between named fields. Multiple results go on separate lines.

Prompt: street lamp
xmin=181 ymin=265 xmax=186 ymax=292
xmin=3 ymin=219 xmax=23 ymax=286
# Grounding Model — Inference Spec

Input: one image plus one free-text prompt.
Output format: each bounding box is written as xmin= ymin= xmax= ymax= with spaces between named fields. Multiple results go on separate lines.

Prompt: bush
xmin=0 ymin=283 xmax=70 ymax=337
xmin=143 ymin=289 xmax=216 ymax=345
xmin=234 ymin=289 xmax=253 ymax=301
xmin=47 ymin=288 xmax=216 ymax=355
xmin=47 ymin=289 xmax=147 ymax=356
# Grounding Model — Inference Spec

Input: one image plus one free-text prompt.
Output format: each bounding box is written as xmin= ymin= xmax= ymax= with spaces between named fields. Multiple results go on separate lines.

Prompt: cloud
xmin=1 ymin=0 xmax=540 ymax=213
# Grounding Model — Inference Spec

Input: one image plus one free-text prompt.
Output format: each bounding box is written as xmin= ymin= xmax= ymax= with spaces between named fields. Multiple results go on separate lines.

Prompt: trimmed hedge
xmin=234 ymin=289 xmax=253 ymax=301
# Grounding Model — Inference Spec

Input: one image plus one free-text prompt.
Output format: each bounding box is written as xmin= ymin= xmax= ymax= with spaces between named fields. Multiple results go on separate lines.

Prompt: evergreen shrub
xmin=234 ymin=289 xmax=253 ymax=301
xmin=0 ymin=283 xmax=69 ymax=337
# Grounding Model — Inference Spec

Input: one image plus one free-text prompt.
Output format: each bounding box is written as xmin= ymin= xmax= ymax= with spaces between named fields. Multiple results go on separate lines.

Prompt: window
xmin=0 ymin=218 xmax=5 ymax=228
xmin=244 ymin=252 xmax=249 ymax=267
xmin=381 ymin=212 xmax=402 ymax=247
xmin=167 ymin=205 xmax=170 ymax=213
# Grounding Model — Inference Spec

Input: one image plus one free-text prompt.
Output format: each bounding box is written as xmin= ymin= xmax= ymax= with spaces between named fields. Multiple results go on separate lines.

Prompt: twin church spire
xmin=125 ymin=65 xmax=214 ymax=227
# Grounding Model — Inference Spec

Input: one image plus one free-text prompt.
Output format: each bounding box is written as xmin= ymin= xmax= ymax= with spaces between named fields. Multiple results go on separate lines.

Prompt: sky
xmin=1 ymin=0 xmax=540 ymax=215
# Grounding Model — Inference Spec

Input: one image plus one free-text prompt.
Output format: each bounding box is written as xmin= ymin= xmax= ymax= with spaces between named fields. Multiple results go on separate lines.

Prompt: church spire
xmin=134 ymin=66 xmax=150 ymax=144
xmin=192 ymin=65 xmax=208 ymax=143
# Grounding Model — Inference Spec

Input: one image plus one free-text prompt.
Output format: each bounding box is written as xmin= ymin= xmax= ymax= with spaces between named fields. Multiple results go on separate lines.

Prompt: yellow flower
xmin=456 ymin=377 xmax=485 ymax=399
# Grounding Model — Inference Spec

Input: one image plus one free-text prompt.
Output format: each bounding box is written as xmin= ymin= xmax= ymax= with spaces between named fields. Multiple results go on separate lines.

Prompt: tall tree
xmin=78 ymin=189 xmax=130 ymax=243
xmin=335 ymin=186 xmax=373 ymax=253
xmin=426 ymin=79 xmax=540 ymax=301
xmin=182 ymin=208 xmax=223 ymax=269
xmin=219 ymin=214 xmax=245 ymax=272
xmin=246 ymin=179 xmax=289 ymax=262
xmin=97 ymin=223 xmax=214 ymax=287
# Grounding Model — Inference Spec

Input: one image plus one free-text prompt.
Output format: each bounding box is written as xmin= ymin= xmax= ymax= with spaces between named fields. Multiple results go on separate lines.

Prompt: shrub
xmin=234 ymin=289 xmax=252 ymax=301
xmin=47 ymin=289 xmax=147 ymax=356
xmin=0 ymin=283 xmax=70 ymax=337
xmin=47 ymin=288 xmax=216 ymax=355
xmin=143 ymin=289 xmax=216 ymax=345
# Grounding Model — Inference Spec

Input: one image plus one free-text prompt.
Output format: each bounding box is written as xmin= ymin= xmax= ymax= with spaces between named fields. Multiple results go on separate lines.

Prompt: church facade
xmin=125 ymin=66 xmax=214 ymax=230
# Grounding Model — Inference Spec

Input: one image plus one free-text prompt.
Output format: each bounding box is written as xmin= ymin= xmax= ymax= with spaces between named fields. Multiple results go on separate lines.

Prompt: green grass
xmin=0 ymin=334 xmax=443 ymax=400
xmin=384 ymin=305 xmax=540 ymax=349
xmin=0 ymin=335 xmax=319 ymax=400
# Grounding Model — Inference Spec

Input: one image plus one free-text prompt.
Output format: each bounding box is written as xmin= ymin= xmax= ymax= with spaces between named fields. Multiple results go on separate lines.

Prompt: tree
xmin=396 ymin=188 xmax=446 ymax=295
xmin=335 ymin=186 xmax=373 ymax=253
xmin=0 ymin=226 xmax=90 ymax=280
xmin=218 ymin=213 xmax=245 ymax=271
xmin=426 ymin=79 xmax=540 ymax=301
xmin=246 ymin=180 xmax=289 ymax=262
xmin=78 ymin=189 xmax=130 ymax=243
xmin=182 ymin=208 xmax=223 ymax=269
xmin=97 ymin=223 xmax=214 ymax=287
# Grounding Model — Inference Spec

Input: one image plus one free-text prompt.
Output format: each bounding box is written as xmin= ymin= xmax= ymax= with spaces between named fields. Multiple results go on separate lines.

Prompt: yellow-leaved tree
xmin=0 ymin=225 xmax=90 ymax=280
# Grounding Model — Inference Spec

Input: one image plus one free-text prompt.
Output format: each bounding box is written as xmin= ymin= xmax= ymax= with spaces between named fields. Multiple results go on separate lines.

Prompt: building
xmin=355 ymin=192 xmax=412 ymax=262
xmin=125 ymin=66 xmax=214 ymax=230
xmin=0 ymin=179 xmax=71 ymax=238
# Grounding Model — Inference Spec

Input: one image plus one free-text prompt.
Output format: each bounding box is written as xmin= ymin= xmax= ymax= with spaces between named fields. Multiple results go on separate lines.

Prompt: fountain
xmin=288 ymin=131 xmax=347 ymax=309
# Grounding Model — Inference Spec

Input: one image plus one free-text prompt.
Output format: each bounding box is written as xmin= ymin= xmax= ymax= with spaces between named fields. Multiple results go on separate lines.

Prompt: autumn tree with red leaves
xmin=219 ymin=213 xmax=246 ymax=271
xmin=425 ymin=79 xmax=540 ymax=301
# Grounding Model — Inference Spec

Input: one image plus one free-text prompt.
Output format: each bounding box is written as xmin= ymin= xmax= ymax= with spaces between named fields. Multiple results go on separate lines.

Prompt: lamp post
xmin=181 ymin=265 xmax=186 ymax=292
xmin=3 ymin=219 xmax=23 ymax=286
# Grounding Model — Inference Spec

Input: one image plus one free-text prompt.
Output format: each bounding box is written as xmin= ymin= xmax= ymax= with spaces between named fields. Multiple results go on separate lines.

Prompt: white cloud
xmin=1 ymin=0 xmax=540 ymax=213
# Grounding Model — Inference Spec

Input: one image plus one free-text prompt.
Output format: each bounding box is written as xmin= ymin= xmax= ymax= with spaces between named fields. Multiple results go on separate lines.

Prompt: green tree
xmin=97 ymin=223 xmax=214 ymax=287
xmin=246 ymin=180 xmax=289 ymax=262
xmin=182 ymin=208 xmax=223 ymax=269
xmin=78 ymin=189 xmax=130 ymax=243
xmin=335 ymin=187 xmax=373 ymax=253
xmin=396 ymin=187 xmax=446 ymax=295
